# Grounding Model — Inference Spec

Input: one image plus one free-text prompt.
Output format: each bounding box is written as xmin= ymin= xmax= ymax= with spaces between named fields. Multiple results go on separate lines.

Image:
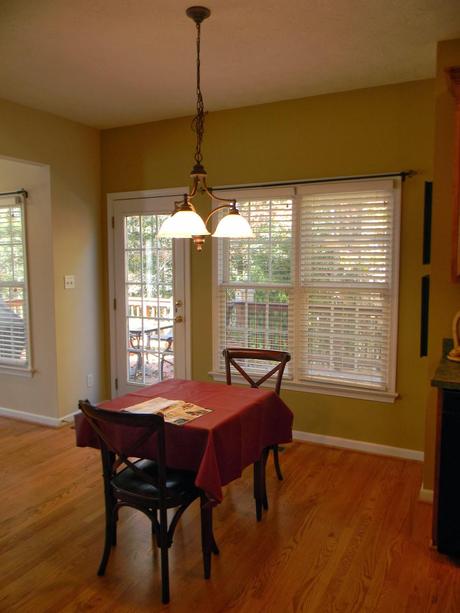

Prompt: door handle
xmin=174 ymin=315 xmax=184 ymax=323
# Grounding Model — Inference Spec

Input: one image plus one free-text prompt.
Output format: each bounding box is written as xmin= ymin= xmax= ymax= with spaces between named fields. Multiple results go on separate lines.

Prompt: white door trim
xmin=107 ymin=187 xmax=191 ymax=398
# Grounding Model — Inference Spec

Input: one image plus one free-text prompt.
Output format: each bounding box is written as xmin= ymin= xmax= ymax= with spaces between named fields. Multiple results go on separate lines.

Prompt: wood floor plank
xmin=1 ymin=417 xmax=459 ymax=612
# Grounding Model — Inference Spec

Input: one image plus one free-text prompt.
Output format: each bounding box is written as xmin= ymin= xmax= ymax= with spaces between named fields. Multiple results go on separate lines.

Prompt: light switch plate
xmin=64 ymin=275 xmax=75 ymax=289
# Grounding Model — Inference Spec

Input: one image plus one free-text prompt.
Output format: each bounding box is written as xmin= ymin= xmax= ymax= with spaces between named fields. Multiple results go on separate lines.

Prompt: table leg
xmin=253 ymin=458 xmax=263 ymax=522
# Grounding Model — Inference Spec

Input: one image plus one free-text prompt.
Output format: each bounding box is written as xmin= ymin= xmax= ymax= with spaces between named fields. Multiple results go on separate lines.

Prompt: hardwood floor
xmin=1 ymin=417 xmax=459 ymax=612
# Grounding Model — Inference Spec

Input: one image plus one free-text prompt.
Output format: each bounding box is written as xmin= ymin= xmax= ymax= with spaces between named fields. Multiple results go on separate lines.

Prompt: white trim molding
xmin=418 ymin=487 xmax=434 ymax=503
xmin=293 ymin=429 xmax=424 ymax=462
xmin=107 ymin=187 xmax=191 ymax=398
xmin=0 ymin=366 xmax=34 ymax=377
xmin=0 ymin=406 xmax=75 ymax=428
xmin=209 ymin=371 xmax=398 ymax=403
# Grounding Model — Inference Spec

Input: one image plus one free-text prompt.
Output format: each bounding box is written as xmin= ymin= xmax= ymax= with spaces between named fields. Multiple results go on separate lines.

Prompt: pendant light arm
xmin=204 ymin=201 xmax=237 ymax=226
xmin=188 ymin=173 xmax=238 ymax=207
xmin=173 ymin=194 xmax=198 ymax=212
xmin=188 ymin=175 xmax=200 ymax=198
xmin=198 ymin=174 xmax=238 ymax=205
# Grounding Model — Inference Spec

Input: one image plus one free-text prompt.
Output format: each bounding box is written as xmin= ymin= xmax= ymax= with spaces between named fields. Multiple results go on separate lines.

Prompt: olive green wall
xmin=424 ymin=39 xmax=460 ymax=490
xmin=102 ymin=79 xmax=434 ymax=452
xmin=0 ymin=97 xmax=103 ymax=419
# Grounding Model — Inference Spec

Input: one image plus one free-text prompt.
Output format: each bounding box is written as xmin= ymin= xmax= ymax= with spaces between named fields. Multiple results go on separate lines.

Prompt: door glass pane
xmin=124 ymin=214 xmax=174 ymax=385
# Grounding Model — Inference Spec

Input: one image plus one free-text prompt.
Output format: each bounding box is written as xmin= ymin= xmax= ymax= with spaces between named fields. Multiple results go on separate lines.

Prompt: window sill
xmin=0 ymin=365 xmax=34 ymax=378
xmin=208 ymin=371 xmax=398 ymax=404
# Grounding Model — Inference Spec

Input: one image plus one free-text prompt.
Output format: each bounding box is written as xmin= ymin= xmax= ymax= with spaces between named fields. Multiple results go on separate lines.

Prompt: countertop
xmin=431 ymin=339 xmax=460 ymax=390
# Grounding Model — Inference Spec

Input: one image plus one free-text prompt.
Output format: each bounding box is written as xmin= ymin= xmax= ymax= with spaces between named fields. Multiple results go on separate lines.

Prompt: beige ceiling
xmin=0 ymin=0 xmax=459 ymax=129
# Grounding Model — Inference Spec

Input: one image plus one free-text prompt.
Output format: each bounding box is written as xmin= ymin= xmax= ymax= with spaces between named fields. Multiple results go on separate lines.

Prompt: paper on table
xmin=124 ymin=396 xmax=212 ymax=425
xmin=160 ymin=403 xmax=212 ymax=425
xmin=124 ymin=397 xmax=180 ymax=414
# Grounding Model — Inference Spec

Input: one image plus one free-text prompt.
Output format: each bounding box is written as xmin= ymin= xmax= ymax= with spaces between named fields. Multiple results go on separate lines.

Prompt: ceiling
xmin=0 ymin=0 xmax=459 ymax=129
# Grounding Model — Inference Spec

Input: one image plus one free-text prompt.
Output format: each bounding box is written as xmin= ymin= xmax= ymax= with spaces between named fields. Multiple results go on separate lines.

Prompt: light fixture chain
xmin=192 ymin=19 xmax=205 ymax=166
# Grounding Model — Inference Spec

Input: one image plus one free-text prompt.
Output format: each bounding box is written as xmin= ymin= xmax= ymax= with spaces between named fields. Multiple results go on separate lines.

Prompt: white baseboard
xmin=293 ymin=429 xmax=424 ymax=462
xmin=0 ymin=406 xmax=77 ymax=428
xmin=60 ymin=410 xmax=80 ymax=424
xmin=418 ymin=487 xmax=434 ymax=503
xmin=0 ymin=406 xmax=426 ymax=464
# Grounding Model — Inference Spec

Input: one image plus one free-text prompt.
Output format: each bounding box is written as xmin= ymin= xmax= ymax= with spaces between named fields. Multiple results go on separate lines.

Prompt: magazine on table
xmin=124 ymin=396 xmax=211 ymax=425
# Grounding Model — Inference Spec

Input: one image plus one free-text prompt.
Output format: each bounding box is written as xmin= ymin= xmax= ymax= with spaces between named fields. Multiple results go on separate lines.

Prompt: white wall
xmin=0 ymin=156 xmax=60 ymax=418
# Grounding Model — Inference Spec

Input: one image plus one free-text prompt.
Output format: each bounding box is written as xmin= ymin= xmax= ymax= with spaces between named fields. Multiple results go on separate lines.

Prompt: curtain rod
xmin=211 ymin=170 xmax=416 ymax=193
xmin=0 ymin=189 xmax=28 ymax=198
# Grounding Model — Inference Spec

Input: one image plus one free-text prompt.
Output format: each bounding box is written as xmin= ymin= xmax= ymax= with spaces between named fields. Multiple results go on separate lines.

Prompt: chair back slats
xmin=226 ymin=356 xmax=259 ymax=388
xmin=78 ymin=399 xmax=168 ymax=498
xmin=222 ymin=348 xmax=291 ymax=395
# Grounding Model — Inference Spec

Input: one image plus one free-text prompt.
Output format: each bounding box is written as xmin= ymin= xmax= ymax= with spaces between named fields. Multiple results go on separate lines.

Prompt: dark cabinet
xmin=434 ymin=389 xmax=460 ymax=554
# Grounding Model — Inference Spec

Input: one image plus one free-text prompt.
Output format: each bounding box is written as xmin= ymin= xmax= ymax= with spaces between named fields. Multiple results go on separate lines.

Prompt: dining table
xmin=74 ymin=378 xmax=293 ymax=504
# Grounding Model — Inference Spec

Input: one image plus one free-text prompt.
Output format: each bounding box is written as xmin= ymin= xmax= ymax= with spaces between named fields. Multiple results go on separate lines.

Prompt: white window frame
xmin=210 ymin=178 xmax=401 ymax=403
xmin=0 ymin=193 xmax=33 ymax=376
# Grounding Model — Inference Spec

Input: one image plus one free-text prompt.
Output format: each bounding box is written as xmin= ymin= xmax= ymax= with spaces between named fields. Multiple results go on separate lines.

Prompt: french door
xmin=109 ymin=191 xmax=190 ymax=397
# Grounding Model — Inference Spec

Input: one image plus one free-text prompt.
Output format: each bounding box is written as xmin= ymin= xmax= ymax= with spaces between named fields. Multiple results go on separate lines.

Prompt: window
xmin=213 ymin=179 xmax=400 ymax=401
xmin=0 ymin=194 xmax=31 ymax=372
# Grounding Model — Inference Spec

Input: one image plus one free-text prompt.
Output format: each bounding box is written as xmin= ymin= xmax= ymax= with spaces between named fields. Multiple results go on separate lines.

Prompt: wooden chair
xmin=78 ymin=400 xmax=218 ymax=604
xmin=222 ymin=348 xmax=291 ymax=521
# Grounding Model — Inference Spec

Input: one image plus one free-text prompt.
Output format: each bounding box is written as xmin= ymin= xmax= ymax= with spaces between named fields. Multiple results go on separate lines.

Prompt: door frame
xmin=107 ymin=187 xmax=191 ymax=398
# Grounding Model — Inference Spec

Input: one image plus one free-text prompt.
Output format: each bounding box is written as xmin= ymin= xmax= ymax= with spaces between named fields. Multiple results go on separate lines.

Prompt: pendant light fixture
xmin=157 ymin=6 xmax=253 ymax=251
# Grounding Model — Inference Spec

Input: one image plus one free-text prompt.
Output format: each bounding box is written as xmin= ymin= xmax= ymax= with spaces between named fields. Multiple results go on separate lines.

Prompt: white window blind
xmin=216 ymin=188 xmax=294 ymax=376
xmin=298 ymin=183 xmax=397 ymax=390
xmin=0 ymin=194 xmax=31 ymax=370
xmin=213 ymin=179 xmax=400 ymax=398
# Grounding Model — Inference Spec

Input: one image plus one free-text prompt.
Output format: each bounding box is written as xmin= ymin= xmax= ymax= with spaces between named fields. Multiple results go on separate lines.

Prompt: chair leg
xmin=99 ymin=451 xmax=117 ymax=574
xmin=151 ymin=509 xmax=161 ymax=548
xmin=97 ymin=505 xmax=115 ymax=576
xmin=273 ymin=444 xmax=284 ymax=481
xmin=111 ymin=506 xmax=119 ymax=546
xmin=159 ymin=508 xmax=170 ymax=604
xmin=200 ymin=494 xmax=212 ymax=578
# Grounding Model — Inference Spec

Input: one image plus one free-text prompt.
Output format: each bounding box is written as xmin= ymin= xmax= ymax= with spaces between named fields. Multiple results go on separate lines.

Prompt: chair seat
xmin=112 ymin=459 xmax=197 ymax=501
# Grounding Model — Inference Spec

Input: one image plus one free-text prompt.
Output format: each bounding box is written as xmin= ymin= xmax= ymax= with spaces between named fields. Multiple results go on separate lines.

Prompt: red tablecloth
xmin=74 ymin=379 xmax=293 ymax=503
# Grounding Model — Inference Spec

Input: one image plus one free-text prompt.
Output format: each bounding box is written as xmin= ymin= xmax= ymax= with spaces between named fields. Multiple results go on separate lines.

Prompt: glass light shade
xmin=158 ymin=210 xmax=210 ymax=238
xmin=213 ymin=212 xmax=254 ymax=238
